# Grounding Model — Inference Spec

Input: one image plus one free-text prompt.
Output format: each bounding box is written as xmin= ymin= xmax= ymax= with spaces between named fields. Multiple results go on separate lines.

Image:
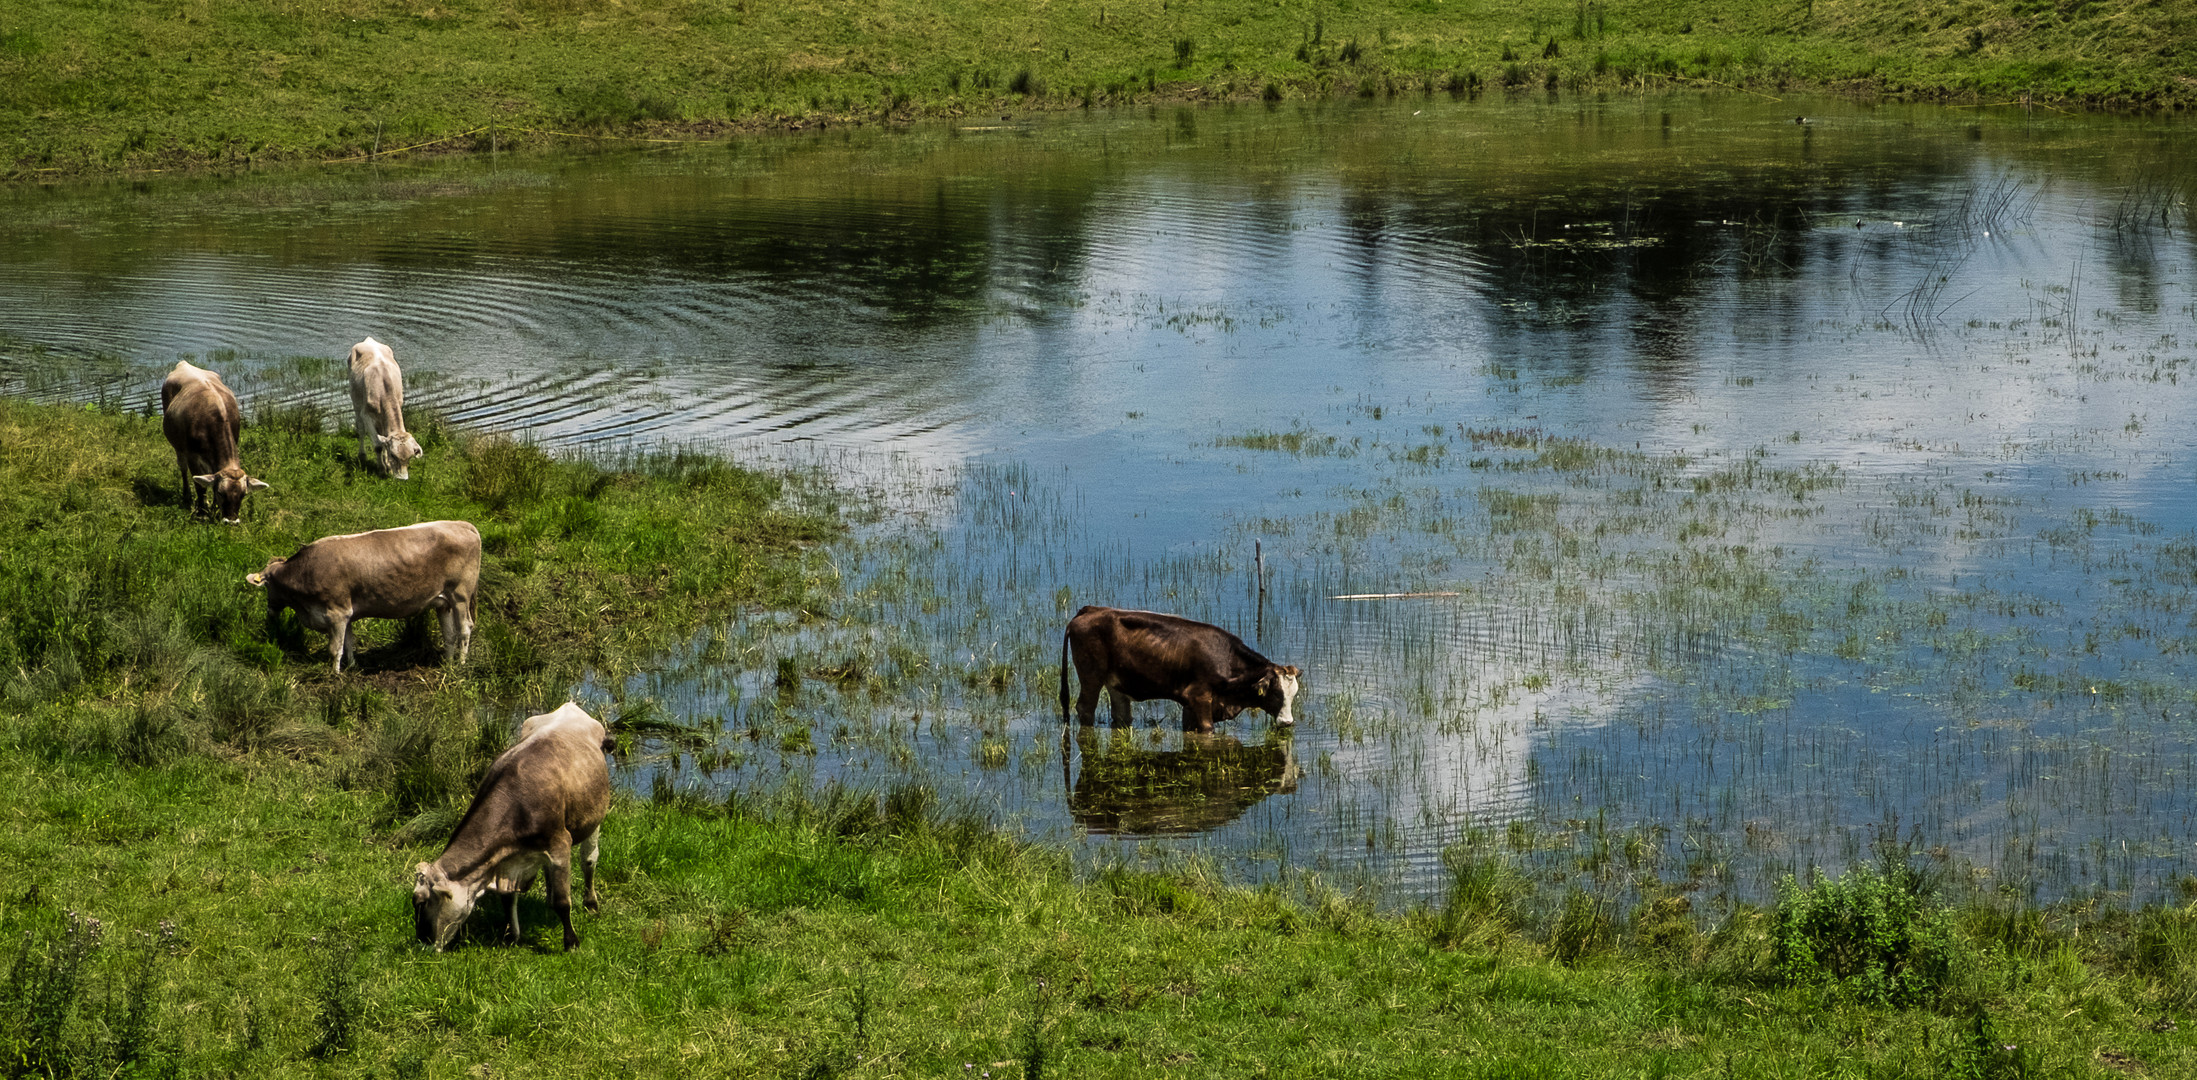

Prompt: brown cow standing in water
xmin=160 ymin=360 xmax=269 ymax=523
xmin=1059 ymin=606 xmax=1302 ymax=731
xmin=413 ymin=702 xmax=614 ymax=951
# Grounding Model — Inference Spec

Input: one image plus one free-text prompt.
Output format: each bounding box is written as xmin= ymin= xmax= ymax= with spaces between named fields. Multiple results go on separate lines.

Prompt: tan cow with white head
xmin=160 ymin=360 xmax=269 ymax=523
xmin=348 ymin=337 xmax=424 ymax=479
xmin=413 ymin=702 xmax=614 ymax=951
xmin=245 ymin=520 xmax=480 ymax=673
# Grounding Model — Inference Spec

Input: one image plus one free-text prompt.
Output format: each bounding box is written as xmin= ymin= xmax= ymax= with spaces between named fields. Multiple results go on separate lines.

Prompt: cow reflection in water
xmin=1064 ymin=727 xmax=1300 ymax=836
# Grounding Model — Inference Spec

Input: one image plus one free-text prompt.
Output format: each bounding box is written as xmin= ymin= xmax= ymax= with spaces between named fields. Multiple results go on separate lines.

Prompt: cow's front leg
xmin=502 ymin=886 xmax=523 ymax=943
xmin=545 ymin=833 xmax=579 ymax=950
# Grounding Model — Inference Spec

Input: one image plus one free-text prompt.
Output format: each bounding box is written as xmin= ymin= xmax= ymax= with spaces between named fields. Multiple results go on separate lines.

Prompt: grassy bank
xmin=3 ymin=0 xmax=2191 ymax=179
xmin=3 ymin=396 xmax=2197 ymax=1075
xmin=0 ymin=392 xmax=837 ymax=816
xmin=8 ymin=744 xmax=2197 ymax=1076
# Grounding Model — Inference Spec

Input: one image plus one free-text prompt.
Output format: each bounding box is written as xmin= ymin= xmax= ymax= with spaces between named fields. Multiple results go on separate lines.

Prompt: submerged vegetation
xmin=2 ymin=0 xmax=2193 ymax=178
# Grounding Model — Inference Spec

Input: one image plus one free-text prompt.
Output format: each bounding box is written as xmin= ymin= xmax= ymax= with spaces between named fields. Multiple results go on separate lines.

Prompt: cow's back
xmin=1070 ymin=606 xmax=1247 ymax=693
xmin=160 ymin=362 xmax=241 ymax=467
xmin=463 ymin=705 xmax=611 ymax=845
xmin=274 ymin=521 xmax=481 ymax=617
xmin=348 ymin=338 xmax=403 ymax=422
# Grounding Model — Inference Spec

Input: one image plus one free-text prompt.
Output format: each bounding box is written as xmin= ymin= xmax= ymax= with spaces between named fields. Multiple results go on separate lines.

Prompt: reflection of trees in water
xmin=1064 ymin=727 xmax=1298 ymax=836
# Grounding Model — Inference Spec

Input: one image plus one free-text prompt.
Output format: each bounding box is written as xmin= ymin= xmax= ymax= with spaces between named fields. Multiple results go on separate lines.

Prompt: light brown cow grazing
xmin=413 ymin=702 xmax=614 ymax=951
xmin=347 ymin=337 xmax=423 ymax=479
xmin=160 ymin=360 xmax=269 ymax=523
xmin=245 ymin=520 xmax=480 ymax=673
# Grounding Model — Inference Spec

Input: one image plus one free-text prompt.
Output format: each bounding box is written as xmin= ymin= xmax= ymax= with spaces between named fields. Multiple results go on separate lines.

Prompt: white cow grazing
xmin=348 ymin=337 xmax=424 ymax=479
xmin=413 ymin=702 xmax=614 ymax=951
xmin=245 ymin=520 xmax=480 ymax=673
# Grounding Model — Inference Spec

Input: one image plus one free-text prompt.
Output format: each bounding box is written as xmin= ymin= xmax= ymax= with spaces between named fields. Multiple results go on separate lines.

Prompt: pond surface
xmin=7 ymin=93 xmax=2197 ymax=910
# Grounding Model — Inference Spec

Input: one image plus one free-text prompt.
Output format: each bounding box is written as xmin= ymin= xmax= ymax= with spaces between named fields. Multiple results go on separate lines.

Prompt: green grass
xmin=0 ymin=395 xmax=837 ymax=813
xmin=7 ymin=749 xmax=2197 ymax=1076
xmin=5 ymin=396 xmax=2197 ymax=1074
xmin=1 ymin=0 xmax=2191 ymax=178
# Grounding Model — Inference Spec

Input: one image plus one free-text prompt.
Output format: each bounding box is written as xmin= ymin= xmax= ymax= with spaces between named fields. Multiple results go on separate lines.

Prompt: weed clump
xmin=308 ymin=934 xmax=360 ymax=1059
xmin=1773 ymin=860 xmax=1956 ymax=1006
xmin=0 ymin=912 xmax=180 ymax=1076
xmin=2125 ymin=904 xmax=2197 ymax=1011
xmin=461 ymin=434 xmax=555 ymax=512
xmin=1426 ymin=849 xmax=1526 ymax=950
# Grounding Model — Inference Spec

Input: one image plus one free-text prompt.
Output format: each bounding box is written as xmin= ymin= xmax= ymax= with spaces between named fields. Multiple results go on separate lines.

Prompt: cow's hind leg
xmin=1182 ymin=696 xmax=1218 ymax=734
xmin=434 ymin=595 xmax=459 ymax=663
xmin=326 ymin=613 xmax=353 ymax=674
xmin=545 ymin=833 xmax=579 ymax=950
xmin=177 ymin=455 xmax=202 ymax=516
xmin=502 ymin=886 xmax=523 ymax=944
xmin=454 ymin=588 xmax=476 ymax=664
xmin=577 ymin=825 xmax=602 ymax=913
xmin=1107 ymin=687 xmax=1134 ymax=727
xmin=353 ymin=399 xmax=378 ymax=469
xmin=1075 ymin=680 xmax=1103 ymax=726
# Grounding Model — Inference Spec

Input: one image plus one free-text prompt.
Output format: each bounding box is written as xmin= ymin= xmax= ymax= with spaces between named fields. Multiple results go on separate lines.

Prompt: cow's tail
xmin=1058 ymin=629 xmax=1072 ymax=723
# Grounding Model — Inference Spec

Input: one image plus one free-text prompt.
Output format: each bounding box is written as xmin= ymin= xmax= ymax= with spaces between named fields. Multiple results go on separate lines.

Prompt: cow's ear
xmin=1283 ymin=666 xmax=1301 ymax=677
xmin=245 ymin=572 xmax=265 ymax=588
xmin=375 ymin=434 xmax=392 ymax=448
xmin=191 ymin=473 xmax=217 ymax=488
xmin=246 ymin=478 xmax=271 ymax=493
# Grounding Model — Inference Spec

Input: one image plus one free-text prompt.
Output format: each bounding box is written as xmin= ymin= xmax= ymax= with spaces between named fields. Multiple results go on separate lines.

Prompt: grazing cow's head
xmin=1256 ymin=665 xmax=1303 ymax=726
xmin=191 ymin=466 xmax=270 ymax=524
xmin=413 ymin=862 xmax=477 ymax=951
xmin=375 ymin=432 xmax=425 ymax=480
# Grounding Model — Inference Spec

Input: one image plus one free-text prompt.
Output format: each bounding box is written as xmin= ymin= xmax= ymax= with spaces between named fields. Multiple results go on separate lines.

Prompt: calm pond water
xmin=6 ymin=93 xmax=2197 ymax=909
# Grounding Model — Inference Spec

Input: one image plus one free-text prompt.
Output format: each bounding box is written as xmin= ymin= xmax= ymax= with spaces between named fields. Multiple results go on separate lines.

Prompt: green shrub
xmin=1773 ymin=862 xmax=1956 ymax=1006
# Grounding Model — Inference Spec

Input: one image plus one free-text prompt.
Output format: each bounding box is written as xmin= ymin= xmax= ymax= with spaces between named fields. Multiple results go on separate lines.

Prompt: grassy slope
xmin=1 ymin=400 xmax=2195 ymax=1074
xmin=2 ymin=0 xmax=2191 ymax=178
